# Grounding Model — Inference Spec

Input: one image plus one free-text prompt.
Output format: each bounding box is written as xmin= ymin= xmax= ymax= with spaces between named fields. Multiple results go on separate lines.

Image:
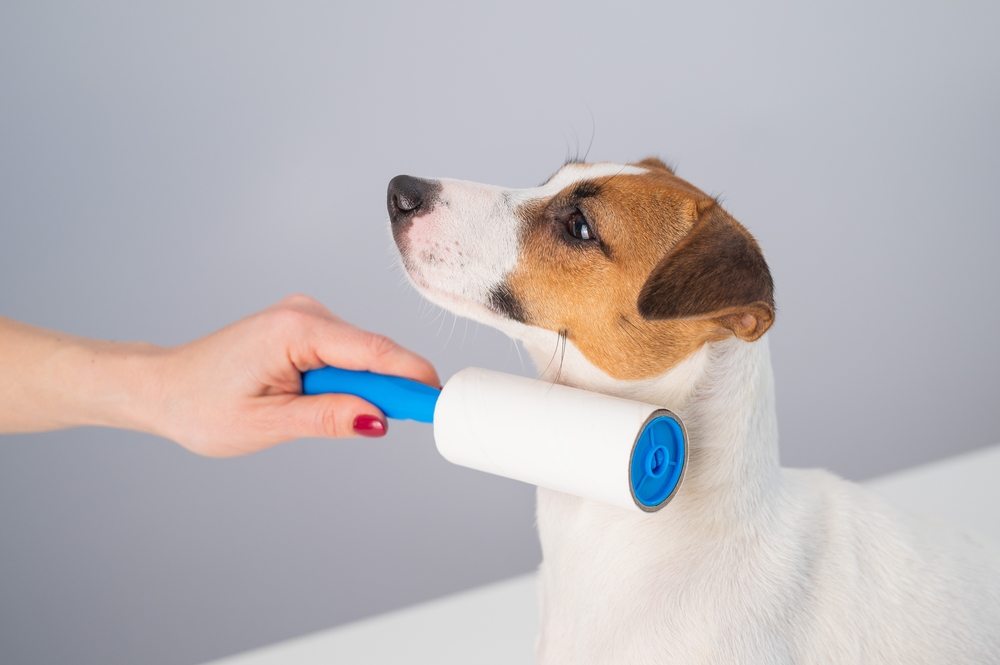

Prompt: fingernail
xmin=353 ymin=415 xmax=386 ymax=437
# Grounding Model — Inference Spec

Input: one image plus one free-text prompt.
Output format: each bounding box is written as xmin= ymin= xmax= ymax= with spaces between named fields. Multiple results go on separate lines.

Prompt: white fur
xmin=532 ymin=336 xmax=1000 ymax=664
xmin=393 ymin=163 xmax=1000 ymax=663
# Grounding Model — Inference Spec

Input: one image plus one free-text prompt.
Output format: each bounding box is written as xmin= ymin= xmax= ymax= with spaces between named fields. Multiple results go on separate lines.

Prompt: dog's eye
xmin=568 ymin=213 xmax=595 ymax=241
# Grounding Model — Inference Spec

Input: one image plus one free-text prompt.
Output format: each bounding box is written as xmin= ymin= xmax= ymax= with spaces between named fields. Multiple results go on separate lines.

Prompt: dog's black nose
xmin=387 ymin=175 xmax=440 ymax=225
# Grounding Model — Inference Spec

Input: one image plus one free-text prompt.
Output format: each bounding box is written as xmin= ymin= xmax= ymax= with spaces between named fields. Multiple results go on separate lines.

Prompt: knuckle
xmin=316 ymin=405 xmax=342 ymax=438
xmin=365 ymin=332 xmax=399 ymax=360
xmin=270 ymin=303 xmax=312 ymax=332
xmin=281 ymin=293 xmax=318 ymax=309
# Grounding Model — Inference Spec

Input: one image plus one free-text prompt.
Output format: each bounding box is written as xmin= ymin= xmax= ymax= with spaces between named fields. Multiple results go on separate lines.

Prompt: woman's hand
xmin=0 ymin=295 xmax=440 ymax=457
xmin=152 ymin=295 xmax=440 ymax=456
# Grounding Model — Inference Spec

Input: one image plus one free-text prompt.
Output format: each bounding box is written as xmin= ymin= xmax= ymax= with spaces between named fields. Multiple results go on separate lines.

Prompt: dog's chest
xmin=534 ymin=488 xmax=804 ymax=664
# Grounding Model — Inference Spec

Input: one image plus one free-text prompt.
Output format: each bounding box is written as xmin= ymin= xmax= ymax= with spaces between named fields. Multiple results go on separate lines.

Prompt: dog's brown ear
xmin=635 ymin=157 xmax=674 ymax=173
xmin=637 ymin=201 xmax=774 ymax=341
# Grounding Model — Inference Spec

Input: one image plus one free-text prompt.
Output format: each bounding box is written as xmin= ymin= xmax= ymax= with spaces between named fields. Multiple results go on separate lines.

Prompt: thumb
xmin=282 ymin=394 xmax=387 ymax=439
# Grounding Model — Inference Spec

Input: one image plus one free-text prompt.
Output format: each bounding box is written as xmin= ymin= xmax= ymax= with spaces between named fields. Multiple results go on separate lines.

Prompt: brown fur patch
xmin=506 ymin=162 xmax=773 ymax=381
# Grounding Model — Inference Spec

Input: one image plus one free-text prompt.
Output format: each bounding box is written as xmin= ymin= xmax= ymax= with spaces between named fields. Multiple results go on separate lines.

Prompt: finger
xmin=312 ymin=324 xmax=441 ymax=388
xmin=273 ymin=293 xmax=342 ymax=322
xmin=279 ymin=393 xmax=388 ymax=440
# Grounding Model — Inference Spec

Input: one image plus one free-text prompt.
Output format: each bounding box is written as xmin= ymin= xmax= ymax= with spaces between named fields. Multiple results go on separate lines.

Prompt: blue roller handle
xmin=301 ymin=367 xmax=440 ymax=423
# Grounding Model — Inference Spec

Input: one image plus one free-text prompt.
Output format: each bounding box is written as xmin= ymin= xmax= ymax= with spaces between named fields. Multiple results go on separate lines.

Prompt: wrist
xmin=59 ymin=337 xmax=170 ymax=435
xmin=0 ymin=317 xmax=171 ymax=436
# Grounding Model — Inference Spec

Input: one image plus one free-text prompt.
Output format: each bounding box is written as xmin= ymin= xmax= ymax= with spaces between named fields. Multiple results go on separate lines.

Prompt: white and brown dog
xmin=387 ymin=159 xmax=1000 ymax=663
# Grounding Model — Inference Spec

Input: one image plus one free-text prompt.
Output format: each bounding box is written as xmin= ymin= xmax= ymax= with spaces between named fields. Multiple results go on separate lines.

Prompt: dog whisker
xmin=534 ymin=330 xmax=563 ymax=387
xmin=557 ymin=329 xmax=568 ymax=384
xmin=541 ymin=329 xmax=570 ymax=398
xmin=559 ymin=128 xmax=572 ymax=166
xmin=618 ymin=315 xmax=646 ymax=355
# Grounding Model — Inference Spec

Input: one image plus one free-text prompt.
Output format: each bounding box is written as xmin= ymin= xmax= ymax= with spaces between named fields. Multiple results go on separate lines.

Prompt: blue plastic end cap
xmin=630 ymin=415 xmax=686 ymax=509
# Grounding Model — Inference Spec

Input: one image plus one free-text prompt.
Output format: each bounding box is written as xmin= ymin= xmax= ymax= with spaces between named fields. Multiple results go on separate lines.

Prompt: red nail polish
xmin=353 ymin=415 xmax=386 ymax=437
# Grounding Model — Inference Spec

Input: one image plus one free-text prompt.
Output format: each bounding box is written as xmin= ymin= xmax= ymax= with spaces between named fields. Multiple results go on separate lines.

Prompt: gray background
xmin=1 ymin=1 xmax=998 ymax=664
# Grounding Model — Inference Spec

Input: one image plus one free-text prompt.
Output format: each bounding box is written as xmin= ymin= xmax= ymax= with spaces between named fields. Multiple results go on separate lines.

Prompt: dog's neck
xmin=519 ymin=331 xmax=782 ymax=524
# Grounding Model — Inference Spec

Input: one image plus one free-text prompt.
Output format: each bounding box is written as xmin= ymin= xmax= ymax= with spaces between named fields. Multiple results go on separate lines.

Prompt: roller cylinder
xmin=433 ymin=368 xmax=687 ymax=513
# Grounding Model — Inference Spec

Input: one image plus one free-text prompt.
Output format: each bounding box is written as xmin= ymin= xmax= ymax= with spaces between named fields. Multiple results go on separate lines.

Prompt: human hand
xmin=148 ymin=295 xmax=440 ymax=457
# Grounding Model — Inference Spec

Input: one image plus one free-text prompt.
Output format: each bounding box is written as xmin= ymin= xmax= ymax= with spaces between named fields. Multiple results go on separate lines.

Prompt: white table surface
xmin=204 ymin=444 xmax=1000 ymax=665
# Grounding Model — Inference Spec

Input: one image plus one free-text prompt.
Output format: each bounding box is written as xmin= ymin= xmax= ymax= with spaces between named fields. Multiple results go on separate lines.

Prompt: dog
xmin=387 ymin=158 xmax=1000 ymax=663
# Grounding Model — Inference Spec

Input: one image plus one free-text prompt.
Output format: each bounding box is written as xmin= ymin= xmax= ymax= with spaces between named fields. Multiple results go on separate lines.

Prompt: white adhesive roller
xmin=302 ymin=366 xmax=688 ymax=513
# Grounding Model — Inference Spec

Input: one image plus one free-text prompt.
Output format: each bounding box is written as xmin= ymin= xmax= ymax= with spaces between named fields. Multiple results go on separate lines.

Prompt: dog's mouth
xmin=403 ymin=272 xmax=522 ymax=333
xmin=397 ymin=254 xmax=528 ymax=328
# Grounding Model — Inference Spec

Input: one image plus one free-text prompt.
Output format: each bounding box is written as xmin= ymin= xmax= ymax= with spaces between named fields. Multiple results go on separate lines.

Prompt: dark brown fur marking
xmin=638 ymin=201 xmax=774 ymax=342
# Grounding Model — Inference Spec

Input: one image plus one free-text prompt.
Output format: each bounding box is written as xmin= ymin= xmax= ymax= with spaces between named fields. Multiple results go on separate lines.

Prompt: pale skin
xmin=0 ymin=294 xmax=440 ymax=457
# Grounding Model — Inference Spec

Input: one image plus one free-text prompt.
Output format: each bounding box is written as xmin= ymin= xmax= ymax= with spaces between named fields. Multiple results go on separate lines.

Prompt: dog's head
xmin=388 ymin=158 xmax=774 ymax=382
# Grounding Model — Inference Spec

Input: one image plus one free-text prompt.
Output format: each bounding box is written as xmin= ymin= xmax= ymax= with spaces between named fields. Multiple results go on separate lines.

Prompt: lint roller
xmin=302 ymin=367 xmax=687 ymax=513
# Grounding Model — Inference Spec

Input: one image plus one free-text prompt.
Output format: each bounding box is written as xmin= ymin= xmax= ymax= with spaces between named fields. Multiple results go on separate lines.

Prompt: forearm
xmin=0 ymin=296 xmax=438 ymax=452
xmin=0 ymin=316 xmax=166 ymax=435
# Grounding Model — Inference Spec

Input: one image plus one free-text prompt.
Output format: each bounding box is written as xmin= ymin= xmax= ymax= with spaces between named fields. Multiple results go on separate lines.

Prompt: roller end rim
xmin=629 ymin=410 xmax=687 ymax=512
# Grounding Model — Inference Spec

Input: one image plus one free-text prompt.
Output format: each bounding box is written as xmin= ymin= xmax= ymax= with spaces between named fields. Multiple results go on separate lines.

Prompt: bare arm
xmin=0 ymin=295 xmax=440 ymax=456
xmin=0 ymin=316 xmax=159 ymax=435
